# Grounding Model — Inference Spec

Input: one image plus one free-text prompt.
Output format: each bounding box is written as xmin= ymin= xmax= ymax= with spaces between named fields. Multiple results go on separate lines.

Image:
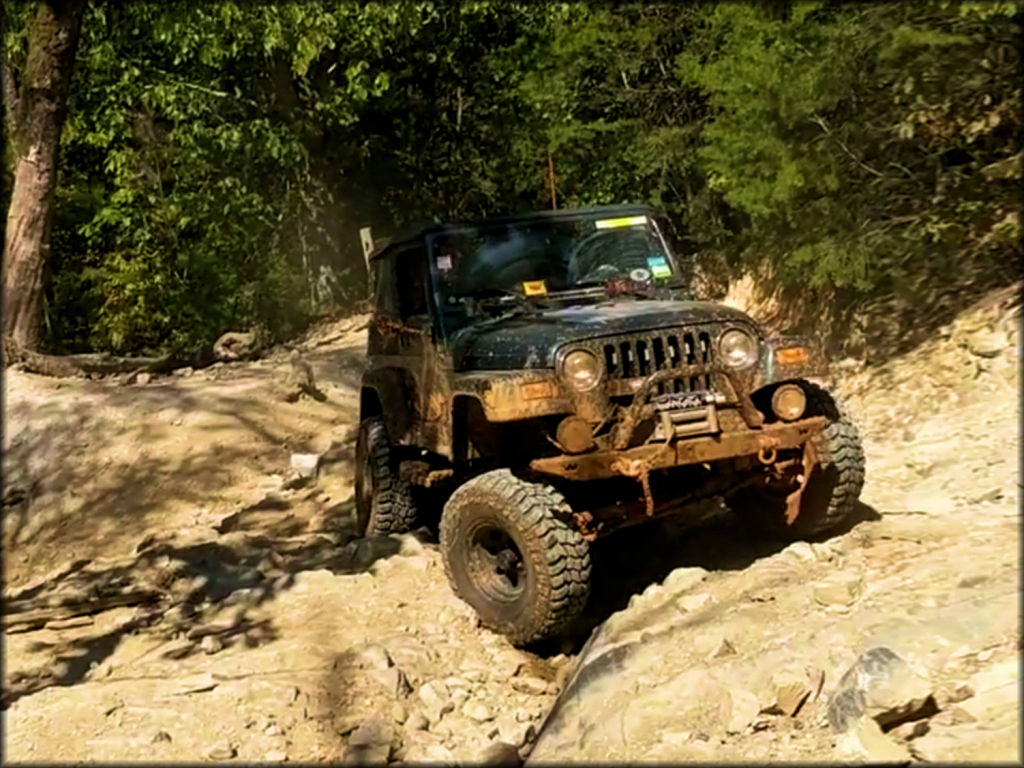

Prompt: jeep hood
xmin=450 ymin=299 xmax=758 ymax=371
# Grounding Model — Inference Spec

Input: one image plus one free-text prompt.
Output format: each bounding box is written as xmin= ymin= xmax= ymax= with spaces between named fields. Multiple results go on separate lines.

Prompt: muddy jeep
xmin=355 ymin=205 xmax=865 ymax=646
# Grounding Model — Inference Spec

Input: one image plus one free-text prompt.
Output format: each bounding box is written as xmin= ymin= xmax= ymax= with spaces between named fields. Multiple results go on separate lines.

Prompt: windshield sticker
xmin=436 ymin=255 xmax=453 ymax=271
xmin=595 ymin=215 xmax=648 ymax=230
xmin=630 ymin=268 xmax=652 ymax=283
xmin=522 ymin=280 xmax=548 ymax=297
xmin=646 ymin=256 xmax=672 ymax=279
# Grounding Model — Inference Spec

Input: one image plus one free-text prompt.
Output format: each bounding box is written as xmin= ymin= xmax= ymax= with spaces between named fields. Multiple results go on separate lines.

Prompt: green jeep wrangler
xmin=355 ymin=204 xmax=865 ymax=646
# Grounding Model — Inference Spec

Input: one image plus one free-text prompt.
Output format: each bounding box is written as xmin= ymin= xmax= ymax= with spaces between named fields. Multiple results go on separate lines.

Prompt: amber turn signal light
xmin=521 ymin=381 xmax=557 ymax=400
xmin=776 ymin=346 xmax=808 ymax=365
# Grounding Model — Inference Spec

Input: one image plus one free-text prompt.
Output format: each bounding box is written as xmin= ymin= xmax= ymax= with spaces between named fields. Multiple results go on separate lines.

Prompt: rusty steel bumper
xmin=529 ymin=416 xmax=826 ymax=482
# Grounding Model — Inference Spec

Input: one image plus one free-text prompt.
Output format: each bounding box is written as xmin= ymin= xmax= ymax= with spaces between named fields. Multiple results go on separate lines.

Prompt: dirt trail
xmin=2 ymin=286 xmax=1019 ymax=763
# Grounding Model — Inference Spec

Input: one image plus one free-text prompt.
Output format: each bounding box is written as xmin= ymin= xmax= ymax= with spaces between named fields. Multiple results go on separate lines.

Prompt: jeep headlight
xmin=561 ymin=349 xmax=602 ymax=392
xmin=719 ymin=328 xmax=757 ymax=368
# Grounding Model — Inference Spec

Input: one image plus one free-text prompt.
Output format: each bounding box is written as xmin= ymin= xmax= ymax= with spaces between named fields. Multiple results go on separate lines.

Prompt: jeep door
xmin=371 ymin=244 xmax=448 ymax=452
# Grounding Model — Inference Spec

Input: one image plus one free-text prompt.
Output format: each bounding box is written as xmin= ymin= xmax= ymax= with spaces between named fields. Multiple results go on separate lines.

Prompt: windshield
xmin=427 ymin=211 xmax=682 ymax=332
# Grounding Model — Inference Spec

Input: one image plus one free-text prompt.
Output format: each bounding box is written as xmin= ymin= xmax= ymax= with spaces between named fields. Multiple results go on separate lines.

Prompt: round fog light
xmin=771 ymin=384 xmax=807 ymax=421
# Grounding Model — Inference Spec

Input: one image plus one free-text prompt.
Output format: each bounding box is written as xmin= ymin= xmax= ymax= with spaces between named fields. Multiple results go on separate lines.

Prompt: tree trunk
xmin=2 ymin=0 xmax=87 ymax=354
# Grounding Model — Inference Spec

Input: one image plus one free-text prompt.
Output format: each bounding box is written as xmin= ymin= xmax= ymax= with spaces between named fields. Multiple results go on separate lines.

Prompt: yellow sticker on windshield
xmin=595 ymin=215 xmax=648 ymax=230
xmin=523 ymin=280 xmax=548 ymax=297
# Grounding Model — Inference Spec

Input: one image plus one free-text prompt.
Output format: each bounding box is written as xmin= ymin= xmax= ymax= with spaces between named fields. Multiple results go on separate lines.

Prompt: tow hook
xmin=784 ymin=438 xmax=819 ymax=525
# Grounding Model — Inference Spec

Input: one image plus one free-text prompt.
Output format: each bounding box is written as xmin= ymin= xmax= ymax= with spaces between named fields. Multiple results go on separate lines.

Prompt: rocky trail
xmin=2 ymin=285 xmax=1020 ymax=763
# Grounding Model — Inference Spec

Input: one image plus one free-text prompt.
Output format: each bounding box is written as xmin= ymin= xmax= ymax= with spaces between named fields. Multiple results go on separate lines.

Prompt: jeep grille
xmin=602 ymin=329 xmax=716 ymax=394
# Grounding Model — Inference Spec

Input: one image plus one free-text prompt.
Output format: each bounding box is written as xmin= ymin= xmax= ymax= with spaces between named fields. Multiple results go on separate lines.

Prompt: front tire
xmin=354 ymin=415 xmax=418 ymax=537
xmin=439 ymin=470 xmax=591 ymax=646
xmin=727 ymin=383 xmax=866 ymax=540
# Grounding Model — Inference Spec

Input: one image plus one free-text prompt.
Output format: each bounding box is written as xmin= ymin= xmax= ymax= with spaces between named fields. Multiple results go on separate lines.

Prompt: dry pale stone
xmin=463 ymin=701 xmax=495 ymax=722
xmin=390 ymin=702 xmax=408 ymax=725
xmin=206 ymin=741 xmax=238 ymax=760
xmin=662 ymin=566 xmax=709 ymax=594
xmin=290 ymin=453 xmax=321 ymax=478
xmin=479 ymin=741 xmax=522 ymax=765
xmin=676 ymin=593 xmax=716 ymax=612
xmin=418 ymin=680 xmax=454 ymax=723
xmin=761 ymin=670 xmax=813 ymax=717
xmin=836 ymin=717 xmax=912 ymax=762
xmin=510 ymin=675 xmax=548 ymax=696
xmin=813 ymin=574 xmax=864 ymax=608
xmin=727 ymin=690 xmax=762 ymax=734
xmin=355 ymin=643 xmax=392 ymax=670
xmin=201 ymin=634 xmax=224 ymax=654
xmin=405 ymin=711 xmax=429 ymax=731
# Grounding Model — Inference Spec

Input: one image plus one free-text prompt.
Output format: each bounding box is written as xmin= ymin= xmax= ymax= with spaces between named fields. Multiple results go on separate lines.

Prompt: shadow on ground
xmin=0 ymin=482 xmax=403 ymax=710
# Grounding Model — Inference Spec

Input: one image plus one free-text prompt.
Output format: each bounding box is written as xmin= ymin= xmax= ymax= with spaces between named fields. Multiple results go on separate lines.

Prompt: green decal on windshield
xmin=647 ymin=256 xmax=671 ymax=279
xmin=594 ymin=215 xmax=647 ymax=230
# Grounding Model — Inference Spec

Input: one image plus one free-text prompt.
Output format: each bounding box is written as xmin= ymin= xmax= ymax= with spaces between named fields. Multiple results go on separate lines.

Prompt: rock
xmin=206 ymin=741 xmax=238 ymax=760
xmin=479 ymin=741 xmax=522 ymax=765
xmin=942 ymin=683 xmax=975 ymax=704
xmin=510 ymin=675 xmax=549 ymax=696
xmin=355 ymin=643 xmax=393 ymax=671
xmin=396 ymin=533 xmax=425 ymax=556
xmin=662 ymin=567 xmax=708 ymax=594
xmin=889 ymin=719 xmax=930 ymax=742
xmin=185 ymin=616 xmax=242 ymax=640
xmin=404 ymin=711 xmax=429 ymax=731
xmin=265 ymin=724 xmax=283 ymax=736
xmin=161 ymin=639 xmax=196 ymax=659
xmin=836 ymin=716 xmax=912 ymax=762
xmin=173 ymin=366 xmax=194 ymax=377
xmin=418 ymin=744 xmax=455 ymax=763
xmin=383 ymin=702 xmax=405 ymax=725
xmin=783 ymin=541 xmax=816 ymax=563
xmin=401 ymin=555 xmax=432 ymax=571
xmin=290 ymin=453 xmax=321 ymax=479
xmin=760 ymin=670 xmax=813 ymax=717
xmin=369 ymin=666 xmax=411 ymax=697
xmin=813 ymin=574 xmax=864 ymax=608
xmin=135 ymin=372 xmax=152 ymax=386
xmin=463 ymin=701 xmax=495 ymax=723
xmin=967 ymin=330 xmax=1006 ymax=358
xmin=44 ymin=614 xmax=96 ymax=630
xmin=152 ymin=730 xmax=172 ymax=743
xmin=727 ymin=690 xmax=762 ymax=734
xmin=490 ymin=714 xmax=536 ymax=749
xmin=675 ymin=593 xmax=716 ymax=612
xmin=418 ymin=680 xmax=454 ymax=723
xmin=443 ymin=675 xmax=470 ymax=690
xmin=971 ymin=487 xmax=1003 ymax=504
xmin=827 ymin=647 xmax=937 ymax=734
xmin=345 ymin=713 xmax=393 ymax=764
xmin=264 ymin=750 xmax=288 ymax=762
xmin=201 ymin=634 xmax=224 ymax=654
xmin=930 ymin=705 xmax=977 ymax=727
xmin=693 ymin=630 xmax=736 ymax=659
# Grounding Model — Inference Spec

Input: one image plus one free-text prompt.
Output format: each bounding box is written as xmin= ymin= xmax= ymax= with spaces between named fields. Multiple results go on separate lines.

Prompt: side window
xmin=374 ymin=256 xmax=398 ymax=315
xmin=395 ymin=246 xmax=429 ymax=319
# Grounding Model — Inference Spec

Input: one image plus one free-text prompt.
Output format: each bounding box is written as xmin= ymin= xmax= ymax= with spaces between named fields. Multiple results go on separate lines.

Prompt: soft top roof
xmin=369 ymin=203 xmax=655 ymax=261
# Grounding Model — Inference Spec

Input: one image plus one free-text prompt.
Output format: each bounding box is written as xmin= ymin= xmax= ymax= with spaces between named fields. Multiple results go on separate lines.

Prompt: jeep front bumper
xmin=529 ymin=416 xmax=826 ymax=481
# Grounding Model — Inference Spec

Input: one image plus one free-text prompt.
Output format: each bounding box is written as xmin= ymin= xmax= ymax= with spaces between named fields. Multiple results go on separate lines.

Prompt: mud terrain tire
xmin=355 ymin=416 xmax=418 ymax=537
xmin=440 ymin=469 xmax=590 ymax=646
xmin=728 ymin=383 xmax=866 ymax=540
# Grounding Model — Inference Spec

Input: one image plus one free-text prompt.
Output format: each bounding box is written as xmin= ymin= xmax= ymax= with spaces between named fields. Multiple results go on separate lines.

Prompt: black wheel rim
xmin=467 ymin=521 xmax=527 ymax=603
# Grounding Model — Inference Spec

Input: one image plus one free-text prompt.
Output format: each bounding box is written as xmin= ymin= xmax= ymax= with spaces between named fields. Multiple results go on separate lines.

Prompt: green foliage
xmin=676 ymin=1 xmax=1022 ymax=318
xmin=3 ymin=1 xmax=1020 ymax=356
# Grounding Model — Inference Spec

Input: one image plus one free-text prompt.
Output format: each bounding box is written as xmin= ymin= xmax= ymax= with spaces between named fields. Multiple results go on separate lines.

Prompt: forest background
xmin=2 ymin=0 xmax=1020 ymax=362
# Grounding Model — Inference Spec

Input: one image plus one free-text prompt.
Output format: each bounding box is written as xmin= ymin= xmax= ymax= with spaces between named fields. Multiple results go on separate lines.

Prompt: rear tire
xmin=727 ymin=383 xmax=865 ymax=540
xmin=354 ymin=415 xmax=418 ymax=537
xmin=440 ymin=469 xmax=591 ymax=646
